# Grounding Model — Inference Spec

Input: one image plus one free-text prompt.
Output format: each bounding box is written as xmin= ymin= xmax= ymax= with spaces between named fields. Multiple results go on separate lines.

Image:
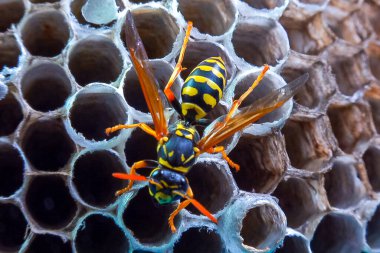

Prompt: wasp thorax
xmin=148 ymin=169 xmax=189 ymax=205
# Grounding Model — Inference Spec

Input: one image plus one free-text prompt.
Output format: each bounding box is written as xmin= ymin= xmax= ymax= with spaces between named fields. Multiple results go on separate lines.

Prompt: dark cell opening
xmin=73 ymin=150 xmax=127 ymax=208
xmin=0 ymin=91 xmax=23 ymax=136
xmin=275 ymin=235 xmax=309 ymax=253
xmin=0 ymin=0 xmax=25 ymax=32
xmin=0 ymin=203 xmax=27 ymax=252
xmin=25 ymin=175 xmax=77 ymax=229
xmin=173 ymin=227 xmax=224 ymax=253
xmin=22 ymin=119 xmax=76 ymax=171
xmin=75 ymin=214 xmax=129 ymax=253
xmin=25 ymin=234 xmax=72 ymax=253
xmin=366 ymin=205 xmax=380 ymax=248
xmin=21 ymin=10 xmax=70 ymax=57
xmin=21 ymin=63 xmax=72 ymax=112
xmin=0 ymin=142 xmax=24 ymax=197
xmin=363 ymin=146 xmax=380 ymax=192
xmin=0 ymin=34 xmax=21 ymax=70
xmin=30 ymin=0 xmax=60 ymax=2
xmin=242 ymin=0 xmax=285 ymax=9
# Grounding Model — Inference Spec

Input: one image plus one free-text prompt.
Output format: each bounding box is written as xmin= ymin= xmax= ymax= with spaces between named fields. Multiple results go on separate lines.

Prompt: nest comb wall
xmin=0 ymin=0 xmax=380 ymax=252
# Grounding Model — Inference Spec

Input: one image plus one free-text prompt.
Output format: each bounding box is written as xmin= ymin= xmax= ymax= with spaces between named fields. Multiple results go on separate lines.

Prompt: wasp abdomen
xmin=181 ymin=57 xmax=227 ymax=122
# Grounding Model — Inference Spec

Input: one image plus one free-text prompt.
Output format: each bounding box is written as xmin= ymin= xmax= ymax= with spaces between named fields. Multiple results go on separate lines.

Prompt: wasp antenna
xmin=112 ymin=173 xmax=148 ymax=181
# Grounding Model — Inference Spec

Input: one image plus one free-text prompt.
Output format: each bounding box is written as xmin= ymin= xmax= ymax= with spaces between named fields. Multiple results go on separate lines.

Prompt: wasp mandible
xmin=106 ymin=11 xmax=308 ymax=233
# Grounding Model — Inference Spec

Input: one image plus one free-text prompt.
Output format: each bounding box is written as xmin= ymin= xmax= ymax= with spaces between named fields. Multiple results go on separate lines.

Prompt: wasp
xmin=106 ymin=11 xmax=308 ymax=233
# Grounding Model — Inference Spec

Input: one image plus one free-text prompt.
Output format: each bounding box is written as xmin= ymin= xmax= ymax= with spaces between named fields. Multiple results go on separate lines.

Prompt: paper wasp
xmin=106 ymin=11 xmax=308 ymax=232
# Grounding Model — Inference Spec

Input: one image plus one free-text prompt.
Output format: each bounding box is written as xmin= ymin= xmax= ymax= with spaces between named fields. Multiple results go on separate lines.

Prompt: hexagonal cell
xmin=122 ymin=186 xmax=178 ymax=245
xmin=68 ymin=84 xmax=128 ymax=142
xmin=362 ymin=0 xmax=380 ymax=37
xmin=363 ymin=145 xmax=380 ymax=192
xmin=241 ymin=0 xmax=286 ymax=10
xmin=21 ymin=118 xmax=76 ymax=171
xmin=366 ymin=204 xmax=380 ymax=249
xmin=72 ymin=149 xmax=127 ymax=208
xmin=0 ymin=202 xmax=28 ymax=252
xmin=273 ymin=178 xmax=322 ymax=228
xmin=282 ymin=116 xmax=336 ymax=171
xmin=324 ymin=159 xmax=366 ymax=208
xmin=123 ymin=60 xmax=179 ymax=114
xmin=173 ymin=227 xmax=224 ymax=253
xmin=0 ymin=0 xmax=25 ymax=32
xmin=0 ymin=141 xmax=24 ymax=198
xmin=21 ymin=63 xmax=72 ymax=112
xmin=0 ymin=33 xmax=21 ymax=70
xmin=240 ymin=204 xmax=286 ymax=251
xmin=121 ymin=8 xmax=179 ymax=59
xmin=281 ymin=52 xmax=336 ymax=110
xmin=327 ymin=103 xmax=375 ymax=154
xmin=366 ymin=41 xmax=380 ymax=81
xmin=229 ymin=133 xmax=287 ymax=193
xmin=324 ymin=10 xmax=372 ymax=45
xmin=275 ymin=233 xmax=310 ymax=253
xmin=24 ymin=175 xmax=78 ymax=230
xmin=70 ymin=0 xmax=124 ymax=27
xmin=68 ymin=35 xmax=123 ymax=86
xmin=232 ymin=17 xmax=288 ymax=67
xmin=20 ymin=10 xmax=70 ymax=57
xmin=176 ymin=41 xmax=234 ymax=81
xmin=124 ymin=127 xmax=157 ymax=169
xmin=365 ymin=84 xmax=380 ymax=133
xmin=326 ymin=44 xmax=373 ymax=96
xmin=310 ymin=213 xmax=365 ymax=253
xmin=0 ymin=91 xmax=23 ymax=136
xmin=280 ymin=13 xmax=335 ymax=55
xmin=178 ymin=0 xmax=236 ymax=36
xmin=74 ymin=213 xmax=129 ymax=253
xmin=186 ymin=159 xmax=234 ymax=215
xmin=25 ymin=234 xmax=72 ymax=253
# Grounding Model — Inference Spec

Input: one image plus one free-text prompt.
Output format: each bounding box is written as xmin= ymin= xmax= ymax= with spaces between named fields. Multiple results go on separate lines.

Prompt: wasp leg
xmin=105 ymin=123 xmax=158 ymax=139
xmin=164 ymin=21 xmax=193 ymax=111
xmin=207 ymin=146 xmax=240 ymax=172
xmin=114 ymin=160 xmax=158 ymax=196
xmin=168 ymin=187 xmax=194 ymax=233
xmin=223 ymin=65 xmax=270 ymax=126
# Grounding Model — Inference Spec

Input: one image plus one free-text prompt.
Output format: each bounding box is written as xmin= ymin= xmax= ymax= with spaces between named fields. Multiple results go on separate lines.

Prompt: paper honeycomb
xmin=0 ymin=0 xmax=380 ymax=252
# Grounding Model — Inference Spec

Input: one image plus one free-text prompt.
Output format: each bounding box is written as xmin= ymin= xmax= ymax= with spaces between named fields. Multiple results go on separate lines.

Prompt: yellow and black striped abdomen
xmin=181 ymin=57 xmax=227 ymax=122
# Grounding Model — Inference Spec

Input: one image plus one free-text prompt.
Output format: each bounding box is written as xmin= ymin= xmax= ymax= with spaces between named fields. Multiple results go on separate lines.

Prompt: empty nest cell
xmin=20 ymin=10 xmax=70 ymax=57
xmin=173 ymin=227 xmax=224 ymax=253
xmin=0 ymin=91 xmax=23 ymax=136
xmin=366 ymin=204 xmax=380 ymax=249
xmin=122 ymin=186 xmax=178 ymax=245
xmin=363 ymin=145 xmax=380 ymax=192
xmin=242 ymin=0 xmax=286 ymax=10
xmin=185 ymin=160 xmax=234 ymax=215
xmin=68 ymin=36 xmax=123 ymax=86
xmin=72 ymin=149 xmax=127 ymax=208
xmin=327 ymin=103 xmax=375 ymax=154
xmin=362 ymin=0 xmax=380 ymax=37
xmin=366 ymin=41 xmax=380 ymax=81
xmin=0 ymin=202 xmax=28 ymax=252
xmin=365 ymin=84 xmax=380 ymax=133
xmin=240 ymin=204 xmax=285 ymax=250
xmin=24 ymin=175 xmax=78 ymax=230
xmin=178 ymin=0 xmax=236 ymax=36
xmin=275 ymin=234 xmax=310 ymax=253
xmin=121 ymin=8 xmax=179 ymax=59
xmin=74 ymin=213 xmax=129 ymax=253
xmin=0 ymin=0 xmax=25 ymax=32
xmin=282 ymin=116 xmax=335 ymax=171
xmin=310 ymin=213 xmax=365 ymax=253
xmin=0 ymin=141 xmax=24 ymax=198
xmin=324 ymin=159 xmax=366 ymax=208
xmin=24 ymin=234 xmax=72 ymax=253
xmin=229 ymin=133 xmax=287 ymax=193
xmin=273 ymin=178 xmax=321 ymax=228
xmin=232 ymin=17 xmax=288 ymax=67
xmin=68 ymin=84 xmax=128 ymax=142
xmin=21 ymin=118 xmax=76 ymax=171
xmin=0 ymin=33 xmax=21 ymax=70
xmin=20 ymin=62 xmax=72 ymax=112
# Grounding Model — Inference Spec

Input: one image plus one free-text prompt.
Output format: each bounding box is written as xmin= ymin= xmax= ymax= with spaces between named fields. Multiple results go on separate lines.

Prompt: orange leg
xmin=208 ymin=146 xmax=240 ymax=172
xmin=105 ymin=123 xmax=158 ymax=140
xmin=168 ymin=199 xmax=192 ymax=233
xmin=164 ymin=21 xmax=193 ymax=103
xmin=114 ymin=160 xmax=157 ymax=196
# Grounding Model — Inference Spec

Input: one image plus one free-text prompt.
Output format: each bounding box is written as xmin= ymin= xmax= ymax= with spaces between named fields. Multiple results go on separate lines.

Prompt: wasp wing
xmin=198 ymin=73 xmax=309 ymax=151
xmin=125 ymin=11 xmax=168 ymax=138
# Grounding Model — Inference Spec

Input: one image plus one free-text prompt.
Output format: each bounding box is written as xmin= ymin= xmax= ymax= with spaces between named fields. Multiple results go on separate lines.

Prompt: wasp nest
xmin=0 ymin=0 xmax=379 ymax=252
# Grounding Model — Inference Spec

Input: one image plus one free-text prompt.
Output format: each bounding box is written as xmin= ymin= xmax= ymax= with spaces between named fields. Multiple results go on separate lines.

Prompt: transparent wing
xmin=198 ymin=73 xmax=309 ymax=151
xmin=125 ymin=11 xmax=168 ymax=138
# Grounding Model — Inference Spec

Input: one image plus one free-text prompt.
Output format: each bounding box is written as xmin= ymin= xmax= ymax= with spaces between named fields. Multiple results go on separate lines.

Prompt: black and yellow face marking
xmin=148 ymin=168 xmax=188 ymax=205
xmin=181 ymin=57 xmax=227 ymax=122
